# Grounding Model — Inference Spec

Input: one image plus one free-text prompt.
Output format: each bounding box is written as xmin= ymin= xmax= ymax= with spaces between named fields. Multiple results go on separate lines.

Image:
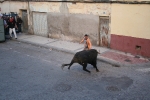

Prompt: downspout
xmin=27 ymin=0 xmax=30 ymax=33
xmin=28 ymin=0 xmax=30 ymax=15
xmin=9 ymin=1 xmax=10 ymax=14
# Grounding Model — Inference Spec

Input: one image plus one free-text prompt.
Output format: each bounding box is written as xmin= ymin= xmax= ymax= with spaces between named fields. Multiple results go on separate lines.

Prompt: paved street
xmin=0 ymin=41 xmax=150 ymax=100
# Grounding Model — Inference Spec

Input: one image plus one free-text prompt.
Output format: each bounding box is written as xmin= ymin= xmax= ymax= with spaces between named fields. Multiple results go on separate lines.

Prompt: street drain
xmin=106 ymin=86 xmax=120 ymax=92
xmin=54 ymin=83 xmax=71 ymax=92
xmin=134 ymin=55 xmax=140 ymax=58
xmin=124 ymin=59 xmax=131 ymax=62
xmin=112 ymin=64 xmax=120 ymax=67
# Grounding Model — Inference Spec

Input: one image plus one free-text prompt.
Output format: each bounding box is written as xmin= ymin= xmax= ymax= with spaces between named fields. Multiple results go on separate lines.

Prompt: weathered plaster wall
xmin=1 ymin=0 xmax=150 ymax=2
xmin=47 ymin=13 xmax=99 ymax=45
xmin=0 ymin=1 xmax=27 ymax=14
xmin=29 ymin=2 xmax=61 ymax=12
xmin=29 ymin=2 xmax=111 ymax=16
xmin=67 ymin=3 xmax=111 ymax=16
xmin=0 ymin=1 xmax=110 ymax=45
xmin=30 ymin=2 xmax=110 ymax=45
xmin=111 ymin=4 xmax=150 ymax=39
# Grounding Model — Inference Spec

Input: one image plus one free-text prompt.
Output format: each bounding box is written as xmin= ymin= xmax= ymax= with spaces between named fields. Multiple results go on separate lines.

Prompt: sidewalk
xmin=14 ymin=33 xmax=149 ymax=67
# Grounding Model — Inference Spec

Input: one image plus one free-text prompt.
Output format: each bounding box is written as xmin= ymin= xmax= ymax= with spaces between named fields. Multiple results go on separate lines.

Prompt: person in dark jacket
xmin=8 ymin=17 xmax=17 ymax=39
xmin=17 ymin=16 xmax=22 ymax=33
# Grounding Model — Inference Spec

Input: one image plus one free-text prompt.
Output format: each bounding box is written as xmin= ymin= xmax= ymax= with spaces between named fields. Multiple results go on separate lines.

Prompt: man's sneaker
xmin=15 ymin=38 xmax=17 ymax=39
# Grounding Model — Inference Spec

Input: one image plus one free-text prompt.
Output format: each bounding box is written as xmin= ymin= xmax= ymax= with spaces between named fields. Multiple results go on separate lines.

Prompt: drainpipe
xmin=9 ymin=1 xmax=10 ymax=15
xmin=27 ymin=0 xmax=30 ymax=32
xmin=28 ymin=0 xmax=30 ymax=15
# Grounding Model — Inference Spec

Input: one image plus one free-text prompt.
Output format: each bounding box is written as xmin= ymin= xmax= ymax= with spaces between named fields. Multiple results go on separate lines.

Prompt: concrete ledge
xmin=16 ymin=38 xmax=76 ymax=54
xmin=97 ymin=56 xmax=122 ymax=67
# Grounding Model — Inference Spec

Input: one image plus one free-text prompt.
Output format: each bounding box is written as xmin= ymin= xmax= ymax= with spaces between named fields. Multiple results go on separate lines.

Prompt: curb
xmin=97 ymin=56 xmax=122 ymax=67
xmin=16 ymin=39 xmax=76 ymax=55
xmin=15 ymin=39 xmax=125 ymax=67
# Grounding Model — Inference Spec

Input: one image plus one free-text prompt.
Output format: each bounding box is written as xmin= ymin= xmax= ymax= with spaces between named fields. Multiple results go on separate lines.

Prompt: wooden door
xmin=22 ymin=10 xmax=28 ymax=32
xmin=99 ymin=17 xmax=110 ymax=47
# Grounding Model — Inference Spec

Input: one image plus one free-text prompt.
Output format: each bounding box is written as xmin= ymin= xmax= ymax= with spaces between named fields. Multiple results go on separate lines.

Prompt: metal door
xmin=33 ymin=12 xmax=47 ymax=37
xmin=99 ymin=17 xmax=110 ymax=47
xmin=22 ymin=10 xmax=28 ymax=32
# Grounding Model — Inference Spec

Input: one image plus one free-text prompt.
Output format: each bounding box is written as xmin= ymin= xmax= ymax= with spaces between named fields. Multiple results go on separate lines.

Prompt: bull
xmin=61 ymin=49 xmax=100 ymax=73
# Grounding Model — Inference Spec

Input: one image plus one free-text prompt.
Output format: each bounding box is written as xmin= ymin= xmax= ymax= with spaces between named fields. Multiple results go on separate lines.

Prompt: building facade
xmin=0 ymin=0 xmax=150 ymax=57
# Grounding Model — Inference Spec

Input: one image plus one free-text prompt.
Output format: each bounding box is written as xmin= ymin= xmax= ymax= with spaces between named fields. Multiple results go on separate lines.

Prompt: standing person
xmin=16 ymin=16 xmax=22 ymax=34
xmin=8 ymin=17 xmax=18 ymax=39
xmin=80 ymin=34 xmax=92 ymax=50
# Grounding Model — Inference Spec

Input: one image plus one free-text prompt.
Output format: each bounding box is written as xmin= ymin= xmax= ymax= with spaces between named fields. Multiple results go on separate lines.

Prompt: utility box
xmin=0 ymin=19 xmax=5 ymax=42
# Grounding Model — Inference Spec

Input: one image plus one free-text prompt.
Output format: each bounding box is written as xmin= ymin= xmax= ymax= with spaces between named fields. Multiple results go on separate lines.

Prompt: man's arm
xmin=80 ymin=37 xmax=85 ymax=44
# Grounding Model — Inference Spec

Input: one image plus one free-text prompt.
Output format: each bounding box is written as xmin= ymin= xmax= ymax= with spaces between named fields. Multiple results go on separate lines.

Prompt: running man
xmin=80 ymin=34 xmax=92 ymax=50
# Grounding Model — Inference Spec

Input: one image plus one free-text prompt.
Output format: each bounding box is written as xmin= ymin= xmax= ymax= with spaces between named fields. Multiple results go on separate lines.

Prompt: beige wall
xmin=111 ymin=4 xmax=150 ymax=39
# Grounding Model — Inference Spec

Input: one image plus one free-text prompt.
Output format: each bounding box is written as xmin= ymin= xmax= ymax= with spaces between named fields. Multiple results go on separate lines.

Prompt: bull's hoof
xmin=61 ymin=65 xmax=65 ymax=70
xmin=96 ymin=69 xmax=99 ymax=72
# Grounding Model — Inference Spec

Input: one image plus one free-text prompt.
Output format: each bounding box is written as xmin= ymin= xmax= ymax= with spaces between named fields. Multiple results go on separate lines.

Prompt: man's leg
xmin=9 ymin=28 xmax=13 ymax=38
xmin=19 ymin=24 xmax=22 ymax=33
xmin=12 ymin=28 xmax=17 ymax=39
xmin=18 ymin=24 xmax=21 ymax=33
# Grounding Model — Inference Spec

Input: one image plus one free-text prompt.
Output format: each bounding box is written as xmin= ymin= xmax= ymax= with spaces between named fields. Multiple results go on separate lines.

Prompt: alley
xmin=0 ymin=41 xmax=150 ymax=100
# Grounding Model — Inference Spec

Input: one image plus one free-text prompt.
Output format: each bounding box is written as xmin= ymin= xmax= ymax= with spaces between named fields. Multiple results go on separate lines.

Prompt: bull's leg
xmin=68 ymin=60 xmax=74 ymax=70
xmin=82 ymin=63 xmax=91 ymax=73
xmin=93 ymin=63 xmax=99 ymax=72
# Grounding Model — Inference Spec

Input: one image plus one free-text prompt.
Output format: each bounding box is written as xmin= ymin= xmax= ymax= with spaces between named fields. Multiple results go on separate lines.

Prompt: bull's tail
xmin=61 ymin=60 xmax=74 ymax=70
xmin=61 ymin=64 xmax=70 ymax=70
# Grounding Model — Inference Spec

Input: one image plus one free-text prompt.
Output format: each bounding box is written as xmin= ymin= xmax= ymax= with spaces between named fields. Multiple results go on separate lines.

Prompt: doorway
xmin=99 ymin=17 xmax=110 ymax=48
xmin=22 ymin=10 xmax=28 ymax=33
xmin=33 ymin=12 xmax=47 ymax=37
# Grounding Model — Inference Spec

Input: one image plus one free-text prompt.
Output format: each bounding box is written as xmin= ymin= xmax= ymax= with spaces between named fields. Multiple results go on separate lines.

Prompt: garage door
xmin=33 ymin=12 xmax=47 ymax=37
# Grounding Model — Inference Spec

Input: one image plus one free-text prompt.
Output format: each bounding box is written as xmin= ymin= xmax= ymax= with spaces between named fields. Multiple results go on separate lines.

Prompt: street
xmin=0 ymin=41 xmax=150 ymax=100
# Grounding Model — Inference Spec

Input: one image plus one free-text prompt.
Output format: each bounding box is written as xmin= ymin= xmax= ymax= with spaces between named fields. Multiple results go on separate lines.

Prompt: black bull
xmin=61 ymin=49 xmax=100 ymax=73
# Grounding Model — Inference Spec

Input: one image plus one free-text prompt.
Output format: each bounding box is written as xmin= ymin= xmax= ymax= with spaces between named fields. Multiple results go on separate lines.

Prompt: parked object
xmin=0 ymin=19 xmax=5 ymax=42
xmin=16 ymin=16 xmax=22 ymax=33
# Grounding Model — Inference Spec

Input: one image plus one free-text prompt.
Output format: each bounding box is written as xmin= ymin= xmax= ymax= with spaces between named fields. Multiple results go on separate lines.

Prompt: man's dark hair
xmin=85 ymin=34 xmax=88 ymax=36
